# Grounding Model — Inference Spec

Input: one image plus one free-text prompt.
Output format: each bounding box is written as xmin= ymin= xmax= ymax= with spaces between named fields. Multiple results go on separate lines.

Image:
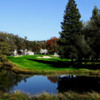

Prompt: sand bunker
xmin=37 ymin=56 xmax=52 ymax=58
xmin=15 ymin=55 xmax=22 ymax=57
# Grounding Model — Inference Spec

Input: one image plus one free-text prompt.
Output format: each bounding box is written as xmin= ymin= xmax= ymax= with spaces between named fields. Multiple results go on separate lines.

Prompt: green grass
xmin=7 ymin=55 xmax=76 ymax=71
xmin=6 ymin=55 xmax=100 ymax=75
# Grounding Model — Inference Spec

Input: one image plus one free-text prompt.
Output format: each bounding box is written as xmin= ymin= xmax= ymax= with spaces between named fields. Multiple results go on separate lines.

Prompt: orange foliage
xmin=47 ymin=37 xmax=59 ymax=54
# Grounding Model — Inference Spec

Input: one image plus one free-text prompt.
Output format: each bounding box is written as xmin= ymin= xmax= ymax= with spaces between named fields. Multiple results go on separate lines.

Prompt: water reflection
xmin=48 ymin=75 xmax=100 ymax=93
xmin=57 ymin=75 xmax=100 ymax=93
xmin=0 ymin=69 xmax=100 ymax=94
xmin=48 ymin=76 xmax=60 ymax=83
xmin=0 ymin=68 xmax=29 ymax=92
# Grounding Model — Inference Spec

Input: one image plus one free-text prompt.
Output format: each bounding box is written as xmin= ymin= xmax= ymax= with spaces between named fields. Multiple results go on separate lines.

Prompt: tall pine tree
xmin=91 ymin=5 xmax=98 ymax=20
xmin=84 ymin=5 xmax=100 ymax=60
xmin=58 ymin=0 xmax=82 ymax=60
xmin=91 ymin=6 xmax=100 ymax=59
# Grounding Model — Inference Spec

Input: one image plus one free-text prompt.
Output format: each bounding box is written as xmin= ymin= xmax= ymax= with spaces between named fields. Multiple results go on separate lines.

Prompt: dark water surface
xmin=0 ymin=69 xmax=100 ymax=94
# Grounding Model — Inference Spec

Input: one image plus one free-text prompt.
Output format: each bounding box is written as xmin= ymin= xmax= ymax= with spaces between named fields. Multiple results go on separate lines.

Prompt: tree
xmin=91 ymin=14 xmax=100 ymax=59
xmin=0 ymin=42 xmax=11 ymax=55
xmin=84 ymin=5 xmax=100 ymax=60
xmin=14 ymin=35 xmax=26 ymax=50
xmin=74 ymin=34 xmax=92 ymax=61
xmin=47 ymin=37 xmax=59 ymax=54
xmin=58 ymin=0 xmax=83 ymax=60
xmin=91 ymin=5 xmax=98 ymax=20
xmin=0 ymin=42 xmax=11 ymax=65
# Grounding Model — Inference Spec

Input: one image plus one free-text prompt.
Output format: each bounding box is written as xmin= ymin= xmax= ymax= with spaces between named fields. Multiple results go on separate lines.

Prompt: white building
xmin=40 ymin=49 xmax=48 ymax=55
xmin=54 ymin=52 xmax=59 ymax=57
xmin=11 ymin=49 xmax=34 ymax=56
xmin=11 ymin=49 xmax=17 ymax=56
xmin=24 ymin=49 xmax=34 ymax=55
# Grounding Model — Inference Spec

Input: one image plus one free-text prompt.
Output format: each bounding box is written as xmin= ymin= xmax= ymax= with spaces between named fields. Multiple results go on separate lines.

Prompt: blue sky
xmin=0 ymin=0 xmax=100 ymax=41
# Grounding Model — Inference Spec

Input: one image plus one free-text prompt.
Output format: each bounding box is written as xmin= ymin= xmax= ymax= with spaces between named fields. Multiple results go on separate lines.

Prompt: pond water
xmin=0 ymin=68 xmax=100 ymax=94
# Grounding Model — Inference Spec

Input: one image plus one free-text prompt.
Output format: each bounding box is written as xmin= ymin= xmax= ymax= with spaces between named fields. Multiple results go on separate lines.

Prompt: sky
xmin=0 ymin=0 xmax=100 ymax=41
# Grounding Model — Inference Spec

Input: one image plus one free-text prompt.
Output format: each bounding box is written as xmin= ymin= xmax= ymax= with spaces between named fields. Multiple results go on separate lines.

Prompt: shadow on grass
xmin=27 ymin=59 xmax=100 ymax=70
xmin=28 ymin=59 xmax=71 ymax=68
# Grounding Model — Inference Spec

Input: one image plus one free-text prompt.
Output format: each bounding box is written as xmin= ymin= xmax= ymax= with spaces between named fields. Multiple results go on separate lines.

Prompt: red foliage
xmin=47 ymin=37 xmax=59 ymax=54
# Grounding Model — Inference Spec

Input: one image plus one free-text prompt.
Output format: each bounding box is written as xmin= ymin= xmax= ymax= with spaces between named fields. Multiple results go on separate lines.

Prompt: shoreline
xmin=3 ymin=60 xmax=100 ymax=76
xmin=0 ymin=91 xmax=100 ymax=100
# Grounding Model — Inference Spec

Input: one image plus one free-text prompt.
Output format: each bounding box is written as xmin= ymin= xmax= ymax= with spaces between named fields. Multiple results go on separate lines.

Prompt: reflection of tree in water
xmin=47 ymin=76 xmax=60 ymax=83
xmin=57 ymin=75 xmax=100 ymax=93
xmin=0 ymin=68 xmax=29 ymax=92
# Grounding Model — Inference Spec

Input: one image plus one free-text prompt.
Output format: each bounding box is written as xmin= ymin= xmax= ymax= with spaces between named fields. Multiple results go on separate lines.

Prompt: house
xmin=24 ymin=49 xmax=34 ymax=55
xmin=40 ymin=49 xmax=48 ymax=55
xmin=18 ymin=49 xmax=24 ymax=55
xmin=11 ymin=49 xmax=34 ymax=56
xmin=11 ymin=50 xmax=17 ymax=56
xmin=54 ymin=52 xmax=59 ymax=57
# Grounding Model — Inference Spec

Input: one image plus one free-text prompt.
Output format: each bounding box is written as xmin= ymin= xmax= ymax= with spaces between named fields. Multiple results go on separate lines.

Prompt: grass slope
xmin=7 ymin=55 xmax=100 ymax=75
xmin=7 ymin=55 xmax=75 ymax=71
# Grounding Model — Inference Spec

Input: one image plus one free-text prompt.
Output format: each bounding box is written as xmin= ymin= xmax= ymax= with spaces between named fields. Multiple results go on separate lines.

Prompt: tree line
xmin=58 ymin=0 xmax=100 ymax=63
xmin=1 ymin=0 xmax=100 ymax=65
xmin=0 ymin=32 xmax=59 ymax=65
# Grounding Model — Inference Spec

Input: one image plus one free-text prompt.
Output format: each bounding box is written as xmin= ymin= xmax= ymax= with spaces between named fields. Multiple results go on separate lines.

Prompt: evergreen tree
xmin=92 ymin=15 xmax=100 ymax=59
xmin=91 ymin=5 xmax=98 ymax=20
xmin=85 ymin=5 xmax=100 ymax=60
xmin=58 ymin=0 xmax=82 ymax=60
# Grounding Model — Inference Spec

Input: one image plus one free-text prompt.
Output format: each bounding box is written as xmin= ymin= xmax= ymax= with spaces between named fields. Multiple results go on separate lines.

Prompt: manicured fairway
xmin=7 ymin=55 xmax=76 ymax=71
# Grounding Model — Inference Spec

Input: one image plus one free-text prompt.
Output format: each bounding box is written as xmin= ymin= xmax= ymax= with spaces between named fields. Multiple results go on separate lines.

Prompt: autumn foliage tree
xmin=46 ymin=37 xmax=59 ymax=54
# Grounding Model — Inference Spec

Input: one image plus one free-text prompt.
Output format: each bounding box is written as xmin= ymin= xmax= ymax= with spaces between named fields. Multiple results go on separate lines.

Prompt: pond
xmin=0 ymin=68 xmax=100 ymax=95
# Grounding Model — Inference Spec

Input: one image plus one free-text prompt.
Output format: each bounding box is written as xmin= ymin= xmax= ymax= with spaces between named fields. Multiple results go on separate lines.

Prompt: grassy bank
xmin=7 ymin=55 xmax=74 ymax=70
xmin=1 ymin=91 xmax=100 ymax=100
xmin=6 ymin=55 xmax=100 ymax=75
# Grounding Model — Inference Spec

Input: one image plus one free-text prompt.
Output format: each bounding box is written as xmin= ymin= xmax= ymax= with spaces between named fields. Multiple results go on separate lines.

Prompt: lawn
xmin=7 ymin=55 xmax=76 ymax=71
xmin=7 ymin=55 xmax=100 ymax=75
